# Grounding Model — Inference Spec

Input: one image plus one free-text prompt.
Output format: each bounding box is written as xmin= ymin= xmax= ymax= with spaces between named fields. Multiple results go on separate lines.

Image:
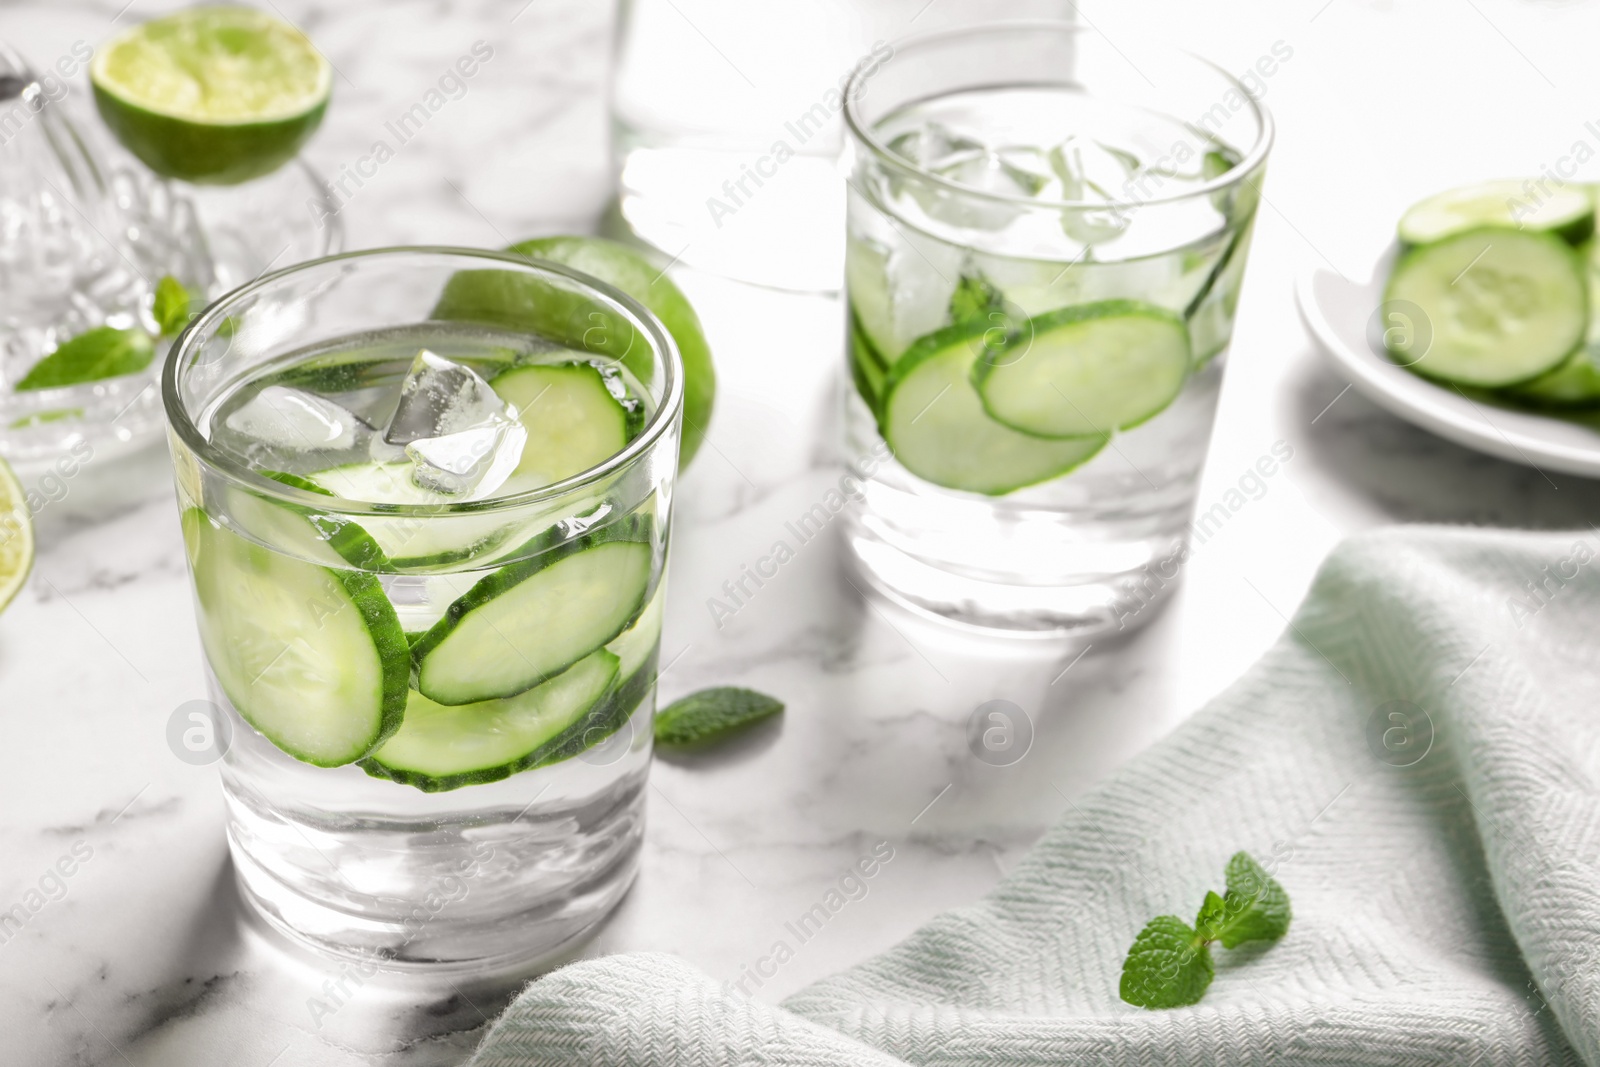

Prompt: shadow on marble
xmin=1288 ymin=347 xmax=1600 ymax=527
xmin=110 ymin=851 xmax=618 ymax=1067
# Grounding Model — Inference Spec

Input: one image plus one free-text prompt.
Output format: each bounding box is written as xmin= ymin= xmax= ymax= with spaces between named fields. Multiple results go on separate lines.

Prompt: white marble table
xmin=5 ymin=1 xmax=1600 ymax=1064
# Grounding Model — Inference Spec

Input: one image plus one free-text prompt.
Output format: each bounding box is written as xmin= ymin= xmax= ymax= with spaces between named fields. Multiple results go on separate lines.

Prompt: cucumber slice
xmin=973 ymin=300 xmax=1191 ymax=438
xmin=413 ymin=518 xmax=655 ymax=704
xmin=882 ymin=321 xmax=1107 ymax=495
xmin=232 ymin=471 xmax=393 ymax=571
xmin=182 ymin=507 xmax=408 ymax=767
xmin=1384 ymin=228 xmax=1587 ymax=388
xmin=1504 ymin=344 xmax=1600 ymax=408
xmin=1398 ymin=180 xmax=1595 ymax=248
xmin=491 ymin=362 xmax=637 ymax=487
xmin=847 ymin=233 xmax=901 ymax=362
xmin=361 ymin=649 xmax=621 ymax=792
xmin=528 ymin=646 xmax=658 ymax=771
xmin=305 ymin=462 xmax=519 ymax=568
xmin=1186 ymin=215 xmax=1256 ymax=367
xmin=606 ymin=579 xmax=666 ymax=681
xmin=849 ymin=310 xmax=887 ymax=419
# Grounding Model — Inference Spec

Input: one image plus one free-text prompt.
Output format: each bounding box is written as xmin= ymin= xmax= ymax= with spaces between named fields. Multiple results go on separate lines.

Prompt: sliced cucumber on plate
xmin=1398 ymin=179 xmax=1595 ymax=248
xmin=882 ymin=320 xmax=1106 ymax=495
xmin=1504 ymin=344 xmax=1600 ymax=408
xmin=183 ymin=507 xmax=409 ymax=766
xmin=412 ymin=516 xmax=655 ymax=705
xmin=1383 ymin=227 xmax=1588 ymax=387
xmin=973 ymin=300 xmax=1191 ymax=438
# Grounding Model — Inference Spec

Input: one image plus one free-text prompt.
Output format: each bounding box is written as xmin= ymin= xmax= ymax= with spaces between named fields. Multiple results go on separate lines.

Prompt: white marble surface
xmin=5 ymin=0 xmax=1600 ymax=1064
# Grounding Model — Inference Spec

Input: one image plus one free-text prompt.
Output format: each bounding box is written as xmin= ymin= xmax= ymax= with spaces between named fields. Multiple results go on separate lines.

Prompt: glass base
xmin=227 ymin=773 xmax=645 ymax=972
xmin=219 ymin=695 xmax=651 ymax=972
xmin=844 ymin=515 xmax=1186 ymax=637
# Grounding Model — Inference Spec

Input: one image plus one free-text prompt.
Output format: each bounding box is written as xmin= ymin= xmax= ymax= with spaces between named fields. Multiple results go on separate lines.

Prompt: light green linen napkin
xmin=466 ymin=527 xmax=1600 ymax=1066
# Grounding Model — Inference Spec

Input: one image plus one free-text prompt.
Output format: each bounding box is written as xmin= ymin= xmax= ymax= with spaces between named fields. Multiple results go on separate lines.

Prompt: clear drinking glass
xmin=610 ymin=0 xmax=1073 ymax=291
xmin=841 ymin=23 xmax=1272 ymax=635
xmin=163 ymin=247 xmax=682 ymax=969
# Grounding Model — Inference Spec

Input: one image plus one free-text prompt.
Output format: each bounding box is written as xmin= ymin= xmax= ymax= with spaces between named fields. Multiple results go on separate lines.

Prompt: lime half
xmin=433 ymin=236 xmax=718 ymax=469
xmin=0 ymin=456 xmax=33 ymax=615
xmin=91 ymin=6 xmax=331 ymax=185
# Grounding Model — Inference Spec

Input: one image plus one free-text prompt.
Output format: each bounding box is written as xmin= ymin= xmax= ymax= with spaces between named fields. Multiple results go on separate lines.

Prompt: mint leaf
xmin=1119 ymin=915 xmax=1213 ymax=1009
xmin=1193 ymin=889 xmax=1227 ymax=941
xmin=1119 ymin=851 xmax=1291 ymax=1009
xmin=948 ymin=272 xmax=1003 ymax=324
xmin=15 ymin=327 xmax=155 ymax=391
xmin=8 ymin=408 xmax=84 ymax=429
xmin=1213 ymin=851 xmax=1291 ymax=948
xmin=654 ymin=687 xmax=783 ymax=745
xmin=152 ymin=275 xmax=192 ymax=336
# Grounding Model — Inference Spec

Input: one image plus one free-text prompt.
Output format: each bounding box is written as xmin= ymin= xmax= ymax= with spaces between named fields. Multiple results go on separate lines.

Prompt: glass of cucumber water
xmin=162 ymin=248 xmax=681 ymax=968
xmin=842 ymin=24 xmax=1272 ymax=634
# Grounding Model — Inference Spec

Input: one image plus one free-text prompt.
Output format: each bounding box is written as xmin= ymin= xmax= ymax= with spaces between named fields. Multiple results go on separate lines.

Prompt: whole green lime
xmin=433 ymin=237 xmax=716 ymax=469
xmin=91 ymin=6 xmax=331 ymax=185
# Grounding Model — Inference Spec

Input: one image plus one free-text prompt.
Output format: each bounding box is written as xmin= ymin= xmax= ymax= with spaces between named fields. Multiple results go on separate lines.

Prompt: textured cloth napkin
xmin=466 ymin=527 xmax=1600 ymax=1066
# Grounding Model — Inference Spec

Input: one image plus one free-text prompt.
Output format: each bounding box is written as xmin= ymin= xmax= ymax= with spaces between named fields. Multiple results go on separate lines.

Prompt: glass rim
xmin=162 ymin=244 xmax=685 ymax=518
xmin=842 ymin=20 xmax=1275 ymax=212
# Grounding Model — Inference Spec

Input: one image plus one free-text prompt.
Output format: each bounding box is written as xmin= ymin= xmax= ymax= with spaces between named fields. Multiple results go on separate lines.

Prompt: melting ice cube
xmin=406 ymin=421 xmax=527 ymax=497
xmin=223 ymin=385 xmax=363 ymax=451
xmin=383 ymin=349 xmax=527 ymax=497
xmin=1049 ymin=136 xmax=1138 ymax=245
xmin=886 ymin=123 xmax=984 ymax=170
xmin=915 ymin=149 xmax=1050 ymax=231
xmin=385 ymin=349 xmax=504 ymax=445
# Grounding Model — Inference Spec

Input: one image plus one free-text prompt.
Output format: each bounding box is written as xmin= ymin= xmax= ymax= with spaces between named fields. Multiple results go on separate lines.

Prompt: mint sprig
xmin=14 ymin=274 xmax=193 ymax=393
xmin=152 ymin=274 xmax=193 ymax=336
xmin=654 ymin=687 xmax=783 ymax=746
xmin=948 ymin=272 xmax=1004 ymax=324
xmin=1119 ymin=851 xmax=1291 ymax=1010
xmin=15 ymin=326 xmax=154 ymax=391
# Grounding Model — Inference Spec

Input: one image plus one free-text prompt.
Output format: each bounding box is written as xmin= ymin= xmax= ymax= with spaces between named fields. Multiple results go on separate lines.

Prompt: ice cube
xmin=223 ymin=385 xmax=363 ymax=450
xmin=937 ymin=151 xmax=1051 ymax=199
xmin=915 ymin=149 xmax=1044 ymax=231
xmin=886 ymin=123 xmax=984 ymax=169
xmin=995 ymin=147 xmax=1054 ymax=196
xmin=384 ymin=349 xmax=504 ymax=445
xmin=1049 ymin=136 xmax=1136 ymax=245
xmin=406 ymin=420 xmax=527 ymax=497
xmin=383 ymin=349 xmax=527 ymax=497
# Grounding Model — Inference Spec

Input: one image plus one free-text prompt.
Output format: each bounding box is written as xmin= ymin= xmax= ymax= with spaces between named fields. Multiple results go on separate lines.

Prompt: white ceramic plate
xmin=1295 ymin=247 xmax=1600 ymax=478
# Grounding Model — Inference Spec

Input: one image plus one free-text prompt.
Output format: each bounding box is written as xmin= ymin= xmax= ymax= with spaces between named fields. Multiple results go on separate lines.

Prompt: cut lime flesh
xmin=91 ymin=6 xmax=331 ymax=184
xmin=0 ymin=456 xmax=33 ymax=615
